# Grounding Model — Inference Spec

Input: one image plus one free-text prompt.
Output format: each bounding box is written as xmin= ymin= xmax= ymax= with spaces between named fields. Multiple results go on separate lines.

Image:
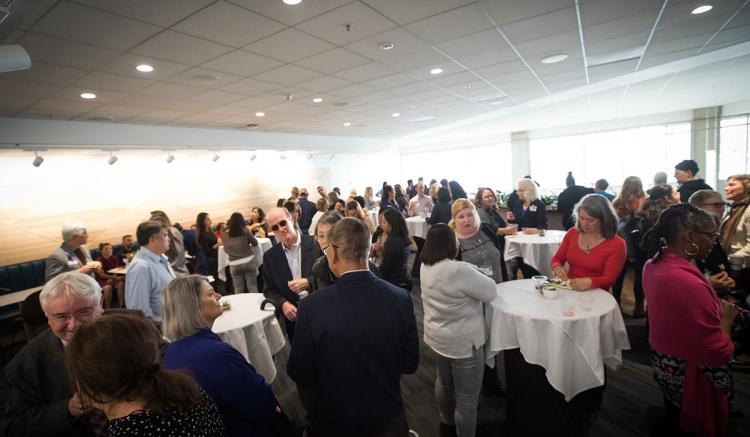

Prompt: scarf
xmin=720 ymin=198 xmax=749 ymax=254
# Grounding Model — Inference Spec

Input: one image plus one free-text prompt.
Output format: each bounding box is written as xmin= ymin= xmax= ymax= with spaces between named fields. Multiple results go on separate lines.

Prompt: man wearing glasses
xmin=4 ymin=272 xmax=106 ymax=436
xmin=124 ymin=221 xmax=175 ymax=324
xmin=262 ymin=207 xmax=321 ymax=341
xmin=689 ymin=189 xmax=735 ymax=291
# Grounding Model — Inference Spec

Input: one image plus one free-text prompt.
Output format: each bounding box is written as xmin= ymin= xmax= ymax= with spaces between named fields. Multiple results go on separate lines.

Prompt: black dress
xmin=108 ymin=389 xmax=224 ymax=436
xmin=380 ymin=236 xmax=412 ymax=291
xmin=427 ymin=201 xmax=452 ymax=225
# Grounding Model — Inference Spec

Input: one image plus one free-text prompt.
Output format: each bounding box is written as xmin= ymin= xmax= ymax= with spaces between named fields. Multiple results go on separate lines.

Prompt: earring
xmin=683 ymin=241 xmax=700 ymax=257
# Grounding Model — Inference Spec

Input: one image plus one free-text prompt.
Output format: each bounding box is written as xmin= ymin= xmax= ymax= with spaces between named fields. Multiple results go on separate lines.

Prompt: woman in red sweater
xmin=551 ymin=194 xmax=626 ymax=291
xmin=642 ymin=203 xmax=737 ymax=437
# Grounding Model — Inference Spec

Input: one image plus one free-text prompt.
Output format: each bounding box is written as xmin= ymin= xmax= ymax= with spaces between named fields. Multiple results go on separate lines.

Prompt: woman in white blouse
xmin=420 ymin=223 xmax=497 ymax=437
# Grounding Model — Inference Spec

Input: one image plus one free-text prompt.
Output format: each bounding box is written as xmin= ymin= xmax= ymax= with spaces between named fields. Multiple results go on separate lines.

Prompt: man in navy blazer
xmin=263 ymin=207 xmax=321 ymax=341
xmin=297 ymin=188 xmax=318 ymax=235
xmin=288 ymin=218 xmax=419 ymax=436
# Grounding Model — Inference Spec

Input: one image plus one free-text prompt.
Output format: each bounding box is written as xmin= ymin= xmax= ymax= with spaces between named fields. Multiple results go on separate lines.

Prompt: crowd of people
xmin=4 ymin=158 xmax=750 ymax=437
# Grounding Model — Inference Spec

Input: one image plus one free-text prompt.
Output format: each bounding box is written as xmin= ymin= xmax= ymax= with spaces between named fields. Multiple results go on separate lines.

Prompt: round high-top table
xmin=216 ymin=237 xmax=273 ymax=282
xmin=486 ymin=279 xmax=630 ymax=436
xmin=503 ymin=230 xmax=566 ymax=277
xmin=212 ymin=293 xmax=286 ymax=383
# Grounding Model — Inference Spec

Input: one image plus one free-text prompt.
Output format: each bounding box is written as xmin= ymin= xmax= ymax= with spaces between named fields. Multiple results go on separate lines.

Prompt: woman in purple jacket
xmin=161 ymin=275 xmax=277 ymax=437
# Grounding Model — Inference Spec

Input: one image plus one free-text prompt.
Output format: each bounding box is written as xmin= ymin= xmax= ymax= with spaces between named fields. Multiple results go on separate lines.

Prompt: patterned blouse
xmin=651 ymin=350 xmax=734 ymax=408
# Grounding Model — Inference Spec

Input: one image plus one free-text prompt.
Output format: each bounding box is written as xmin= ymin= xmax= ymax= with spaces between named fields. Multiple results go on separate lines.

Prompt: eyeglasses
xmin=50 ymin=306 xmax=95 ymax=324
xmin=700 ymin=202 xmax=729 ymax=209
xmin=695 ymin=230 xmax=720 ymax=240
xmin=270 ymin=219 xmax=288 ymax=232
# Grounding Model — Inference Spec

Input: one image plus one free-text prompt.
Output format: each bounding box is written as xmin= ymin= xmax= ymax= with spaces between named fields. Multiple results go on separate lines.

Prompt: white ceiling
xmin=0 ymin=0 xmax=748 ymax=139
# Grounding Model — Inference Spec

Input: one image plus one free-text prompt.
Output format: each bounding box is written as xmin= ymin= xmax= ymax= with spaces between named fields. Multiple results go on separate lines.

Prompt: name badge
xmin=68 ymin=260 xmax=79 ymax=267
xmin=529 ymin=205 xmax=537 ymax=212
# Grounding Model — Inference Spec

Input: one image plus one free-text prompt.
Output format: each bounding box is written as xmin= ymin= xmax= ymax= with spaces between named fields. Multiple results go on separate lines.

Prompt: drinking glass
xmin=578 ymin=294 xmax=594 ymax=312
xmin=532 ymin=275 xmax=547 ymax=294
xmin=562 ymin=297 xmax=576 ymax=317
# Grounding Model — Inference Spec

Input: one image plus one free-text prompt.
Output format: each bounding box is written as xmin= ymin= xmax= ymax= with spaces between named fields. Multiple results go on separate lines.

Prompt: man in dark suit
xmin=3 ymin=272 xmax=105 ymax=436
xmin=288 ymin=218 xmax=419 ymax=436
xmin=297 ymin=188 xmax=318 ymax=235
xmin=557 ymin=171 xmax=594 ymax=230
xmin=263 ymin=207 xmax=321 ymax=341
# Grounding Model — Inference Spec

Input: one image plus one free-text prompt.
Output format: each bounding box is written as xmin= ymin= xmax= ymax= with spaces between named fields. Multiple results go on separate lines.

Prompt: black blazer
xmin=287 ymin=271 xmax=419 ymax=435
xmin=3 ymin=329 xmax=94 ymax=436
xmin=262 ymin=234 xmax=321 ymax=309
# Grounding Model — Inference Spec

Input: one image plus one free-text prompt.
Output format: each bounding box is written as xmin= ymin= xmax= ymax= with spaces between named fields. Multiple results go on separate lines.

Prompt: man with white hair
xmin=3 ymin=272 xmax=105 ymax=436
xmin=45 ymin=222 xmax=100 ymax=281
xmin=263 ymin=207 xmax=321 ymax=341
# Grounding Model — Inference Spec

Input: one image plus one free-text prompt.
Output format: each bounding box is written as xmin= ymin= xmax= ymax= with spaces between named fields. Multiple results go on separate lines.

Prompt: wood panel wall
xmin=0 ymin=149 xmax=331 ymax=265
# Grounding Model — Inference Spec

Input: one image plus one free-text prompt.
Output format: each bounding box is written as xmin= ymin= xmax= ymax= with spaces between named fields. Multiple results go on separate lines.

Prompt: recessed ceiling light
xmin=430 ymin=68 xmax=443 ymax=75
xmin=136 ymin=64 xmax=154 ymax=73
xmin=283 ymin=0 xmax=302 ymax=4
xmin=255 ymin=112 xmax=265 ymax=117
xmin=541 ymin=54 xmax=568 ymax=64
xmin=464 ymin=84 xmax=472 ymax=89
xmin=379 ymin=42 xmax=395 ymax=50
xmin=343 ymin=122 xmax=351 ymax=126
xmin=392 ymin=112 xmax=400 ymax=117
xmin=312 ymin=97 xmax=323 ymax=103
xmin=691 ymin=4 xmax=713 ymax=14
xmin=80 ymin=92 xmax=97 ymax=99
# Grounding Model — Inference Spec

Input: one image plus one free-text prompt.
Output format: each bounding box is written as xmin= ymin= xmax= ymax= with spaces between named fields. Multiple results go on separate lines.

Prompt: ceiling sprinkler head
xmin=285 ymin=93 xmax=294 ymax=102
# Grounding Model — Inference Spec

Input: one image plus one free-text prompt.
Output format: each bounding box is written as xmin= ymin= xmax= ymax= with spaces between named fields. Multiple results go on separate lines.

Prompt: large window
xmin=529 ymin=123 xmax=691 ymax=193
xmin=719 ymin=115 xmax=750 ymax=179
xmin=400 ymin=143 xmax=512 ymax=194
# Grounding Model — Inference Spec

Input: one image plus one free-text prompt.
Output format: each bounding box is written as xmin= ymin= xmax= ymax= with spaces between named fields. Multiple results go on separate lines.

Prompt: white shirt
xmin=283 ymin=235 xmax=302 ymax=279
xmin=408 ymin=194 xmax=434 ymax=216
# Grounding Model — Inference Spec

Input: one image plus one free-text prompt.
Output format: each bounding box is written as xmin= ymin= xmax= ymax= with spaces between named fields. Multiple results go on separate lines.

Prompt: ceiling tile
xmin=31 ymin=2 xmax=160 ymax=50
xmin=362 ymin=0 xmax=476 ymax=25
xmin=294 ymin=75 xmax=354 ymax=92
xmin=333 ymin=62 xmax=394 ymax=82
xmin=3 ymin=62 xmax=88 ymax=85
xmin=478 ymin=0 xmax=572 ymax=27
xmin=514 ymin=31 xmax=581 ymax=60
xmin=71 ymin=0 xmax=214 ymax=27
xmin=138 ymin=83 xmax=205 ymax=99
xmin=0 ymin=94 xmax=39 ymax=112
xmin=583 ymin=12 xmax=655 ymax=43
xmin=436 ymin=29 xmax=515 ymax=63
xmin=0 ymin=79 xmax=62 ymax=98
xmin=132 ymin=31 xmax=234 ymax=65
xmin=296 ymin=48 xmax=370 ymax=74
xmin=173 ymin=1 xmax=286 ymax=48
xmin=128 ymin=109 xmax=195 ymax=124
xmin=114 ymin=95 xmax=186 ymax=110
xmin=364 ymin=72 xmax=418 ymax=90
xmin=253 ymin=64 xmax=323 ymax=85
xmin=27 ymin=98 xmax=102 ymax=113
xmin=229 ymin=0 xmax=351 ymax=26
xmin=501 ymin=7 xmax=578 ymax=45
xmin=326 ymin=83 xmax=377 ymax=98
xmin=170 ymin=68 xmax=244 ymax=89
xmin=75 ymin=71 xmax=155 ymax=93
xmin=18 ymin=32 xmax=121 ymax=70
xmin=76 ymin=104 xmax=151 ymax=121
xmin=220 ymin=78 xmax=283 ymax=95
xmin=228 ymin=96 xmax=282 ymax=110
xmin=344 ymin=28 xmax=432 ymax=61
xmin=296 ymin=2 xmax=398 ymax=46
xmin=406 ymin=4 xmax=493 ymax=44
xmin=201 ymin=50 xmax=284 ymax=76
xmin=243 ymin=28 xmax=335 ymax=63
xmin=187 ymin=90 xmax=247 ymax=105
xmin=96 ymin=53 xmax=193 ymax=81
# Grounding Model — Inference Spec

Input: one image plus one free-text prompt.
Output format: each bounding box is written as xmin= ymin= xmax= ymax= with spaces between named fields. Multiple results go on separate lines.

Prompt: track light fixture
xmin=107 ymin=151 xmax=118 ymax=165
xmin=250 ymin=154 xmax=257 ymax=161
xmin=32 ymin=150 xmax=44 ymax=167
xmin=212 ymin=153 xmax=220 ymax=162
xmin=166 ymin=153 xmax=175 ymax=164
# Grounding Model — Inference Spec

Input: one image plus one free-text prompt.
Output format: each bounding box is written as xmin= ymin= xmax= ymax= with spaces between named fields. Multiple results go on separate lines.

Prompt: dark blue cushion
xmin=19 ymin=264 xmax=35 ymax=290
xmin=7 ymin=265 xmax=23 ymax=291
xmin=0 ymin=267 xmax=10 ymax=292
xmin=31 ymin=260 xmax=46 ymax=285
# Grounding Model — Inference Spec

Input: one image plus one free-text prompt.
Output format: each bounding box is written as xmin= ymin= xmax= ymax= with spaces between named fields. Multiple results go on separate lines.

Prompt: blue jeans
xmin=434 ymin=346 xmax=484 ymax=437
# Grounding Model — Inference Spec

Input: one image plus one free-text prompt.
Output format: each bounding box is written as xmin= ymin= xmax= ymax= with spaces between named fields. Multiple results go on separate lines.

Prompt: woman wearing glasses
xmin=642 ymin=203 xmax=737 ymax=436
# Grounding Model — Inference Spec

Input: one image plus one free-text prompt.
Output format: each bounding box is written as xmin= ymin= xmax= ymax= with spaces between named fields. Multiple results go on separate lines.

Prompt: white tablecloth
xmin=503 ymin=230 xmax=566 ymax=277
xmin=405 ymin=216 xmax=430 ymax=239
xmin=212 ymin=293 xmax=286 ymax=383
xmin=486 ymin=279 xmax=630 ymax=401
xmin=217 ymin=237 xmax=273 ymax=281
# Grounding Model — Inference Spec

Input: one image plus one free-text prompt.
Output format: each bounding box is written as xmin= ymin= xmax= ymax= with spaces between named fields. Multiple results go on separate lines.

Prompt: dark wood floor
xmin=271 ymin=266 xmax=750 ymax=437
xmin=2 ymin=265 xmax=750 ymax=436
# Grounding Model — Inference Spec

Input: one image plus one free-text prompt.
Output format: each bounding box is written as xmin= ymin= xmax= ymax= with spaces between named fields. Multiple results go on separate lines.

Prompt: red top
xmin=550 ymin=228 xmax=626 ymax=290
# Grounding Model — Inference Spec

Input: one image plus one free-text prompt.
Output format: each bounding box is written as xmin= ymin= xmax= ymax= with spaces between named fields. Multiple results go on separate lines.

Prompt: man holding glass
xmin=263 ymin=207 xmax=321 ymax=341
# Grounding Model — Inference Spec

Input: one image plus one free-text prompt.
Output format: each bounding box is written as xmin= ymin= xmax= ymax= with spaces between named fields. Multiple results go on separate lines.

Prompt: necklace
xmin=585 ymin=244 xmax=591 ymax=255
